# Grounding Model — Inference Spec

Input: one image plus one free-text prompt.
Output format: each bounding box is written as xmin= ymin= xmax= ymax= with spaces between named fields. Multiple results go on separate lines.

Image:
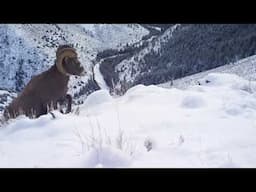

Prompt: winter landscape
xmin=1 ymin=24 xmax=256 ymax=168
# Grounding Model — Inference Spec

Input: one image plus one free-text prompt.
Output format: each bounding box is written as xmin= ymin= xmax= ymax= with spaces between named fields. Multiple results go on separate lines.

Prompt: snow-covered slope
xmin=80 ymin=24 xmax=148 ymax=49
xmin=97 ymin=24 xmax=256 ymax=94
xmin=1 ymin=72 xmax=256 ymax=168
xmin=159 ymin=54 xmax=256 ymax=89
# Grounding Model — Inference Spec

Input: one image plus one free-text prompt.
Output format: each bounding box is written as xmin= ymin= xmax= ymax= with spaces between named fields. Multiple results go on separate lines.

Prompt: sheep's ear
xmin=56 ymin=48 xmax=76 ymax=76
xmin=61 ymin=57 xmax=70 ymax=71
xmin=57 ymin=56 xmax=70 ymax=76
xmin=61 ymin=57 xmax=66 ymax=66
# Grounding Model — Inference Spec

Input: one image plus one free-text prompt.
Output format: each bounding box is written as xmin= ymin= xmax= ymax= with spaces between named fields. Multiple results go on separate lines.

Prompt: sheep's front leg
xmin=57 ymin=94 xmax=72 ymax=114
xmin=65 ymin=94 xmax=72 ymax=114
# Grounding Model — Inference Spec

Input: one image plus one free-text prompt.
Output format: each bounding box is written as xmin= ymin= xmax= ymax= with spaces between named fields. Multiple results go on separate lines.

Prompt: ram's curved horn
xmin=56 ymin=48 xmax=77 ymax=76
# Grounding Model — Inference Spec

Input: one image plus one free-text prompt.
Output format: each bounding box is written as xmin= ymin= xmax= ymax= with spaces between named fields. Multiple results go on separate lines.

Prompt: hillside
xmin=97 ymin=24 xmax=256 ymax=94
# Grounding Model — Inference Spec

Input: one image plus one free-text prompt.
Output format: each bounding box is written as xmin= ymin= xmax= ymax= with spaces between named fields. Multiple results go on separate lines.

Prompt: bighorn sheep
xmin=3 ymin=44 xmax=86 ymax=120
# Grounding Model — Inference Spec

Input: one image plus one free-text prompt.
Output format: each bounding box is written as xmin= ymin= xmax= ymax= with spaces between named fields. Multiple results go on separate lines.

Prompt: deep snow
xmin=1 ymin=73 xmax=256 ymax=168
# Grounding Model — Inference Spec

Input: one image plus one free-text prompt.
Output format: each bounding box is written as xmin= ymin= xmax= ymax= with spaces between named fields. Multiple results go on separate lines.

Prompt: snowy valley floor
xmin=1 ymin=73 xmax=256 ymax=168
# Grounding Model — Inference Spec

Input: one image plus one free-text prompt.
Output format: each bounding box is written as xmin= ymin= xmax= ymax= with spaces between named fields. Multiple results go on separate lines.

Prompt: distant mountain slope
xmin=97 ymin=24 xmax=256 ymax=94
xmin=159 ymin=54 xmax=256 ymax=89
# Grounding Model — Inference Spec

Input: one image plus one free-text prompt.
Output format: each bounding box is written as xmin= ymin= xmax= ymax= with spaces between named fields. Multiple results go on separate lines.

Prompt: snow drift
xmin=1 ymin=73 xmax=256 ymax=168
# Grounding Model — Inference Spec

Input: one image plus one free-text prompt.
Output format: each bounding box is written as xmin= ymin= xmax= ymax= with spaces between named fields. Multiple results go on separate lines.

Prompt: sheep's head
xmin=56 ymin=45 xmax=86 ymax=76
